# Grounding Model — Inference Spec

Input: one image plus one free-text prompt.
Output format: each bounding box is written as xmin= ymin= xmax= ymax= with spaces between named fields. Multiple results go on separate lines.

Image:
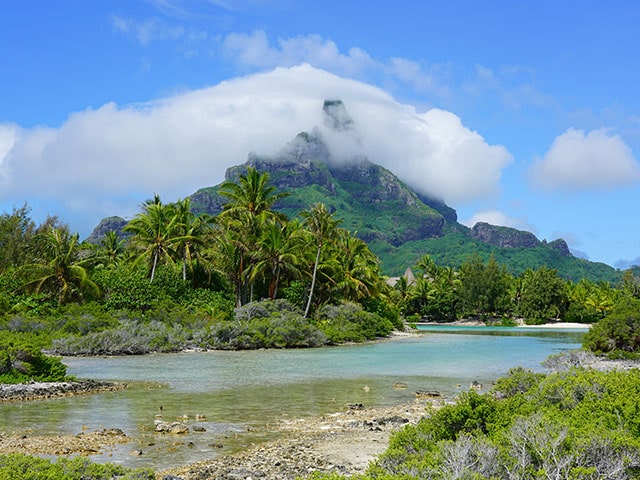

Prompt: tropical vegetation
xmin=0 ymin=166 xmax=638 ymax=372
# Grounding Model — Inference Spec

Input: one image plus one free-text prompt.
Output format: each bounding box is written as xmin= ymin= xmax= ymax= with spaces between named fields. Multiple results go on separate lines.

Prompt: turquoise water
xmin=0 ymin=329 xmax=586 ymax=470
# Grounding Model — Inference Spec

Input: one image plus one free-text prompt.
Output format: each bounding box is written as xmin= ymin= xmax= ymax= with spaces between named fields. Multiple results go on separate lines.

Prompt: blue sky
xmin=1 ymin=1 xmax=640 ymax=269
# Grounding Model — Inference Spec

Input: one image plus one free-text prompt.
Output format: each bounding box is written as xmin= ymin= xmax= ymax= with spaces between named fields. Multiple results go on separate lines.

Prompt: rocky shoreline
xmin=158 ymin=400 xmax=432 ymax=480
xmin=0 ymin=428 xmax=131 ymax=456
xmin=0 ymin=380 xmax=127 ymax=402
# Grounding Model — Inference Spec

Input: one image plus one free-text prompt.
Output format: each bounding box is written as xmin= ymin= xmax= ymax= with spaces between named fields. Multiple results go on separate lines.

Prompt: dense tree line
xmin=397 ymin=253 xmax=640 ymax=327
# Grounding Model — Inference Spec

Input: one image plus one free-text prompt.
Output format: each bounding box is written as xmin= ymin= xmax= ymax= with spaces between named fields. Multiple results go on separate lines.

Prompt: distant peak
xmin=323 ymin=99 xmax=355 ymax=132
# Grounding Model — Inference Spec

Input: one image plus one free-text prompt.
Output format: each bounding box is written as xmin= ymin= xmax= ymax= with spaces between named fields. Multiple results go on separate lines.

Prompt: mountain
xmin=187 ymin=100 xmax=621 ymax=282
xmin=87 ymin=100 xmax=621 ymax=282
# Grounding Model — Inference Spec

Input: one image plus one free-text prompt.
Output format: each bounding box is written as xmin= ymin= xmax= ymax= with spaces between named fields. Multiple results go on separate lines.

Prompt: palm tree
xmin=218 ymin=166 xmax=289 ymax=219
xmin=250 ymin=218 xmax=305 ymax=299
xmin=300 ymin=203 xmax=341 ymax=317
xmin=124 ymin=196 xmax=179 ymax=282
xmin=92 ymin=230 xmax=127 ymax=267
xmin=172 ymin=197 xmax=212 ymax=281
xmin=416 ymin=254 xmax=438 ymax=280
xmin=409 ymin=276 xmax=436 ymax=317
xmin=18 ymin=227 xmax=99 ymax=305
xmin=333 ymin=231 xmax=381 ymax=301
xmin=216 ymin=167 xmax=289 ymax=306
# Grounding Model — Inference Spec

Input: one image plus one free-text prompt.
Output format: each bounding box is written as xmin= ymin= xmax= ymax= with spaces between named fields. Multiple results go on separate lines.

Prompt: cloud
xmin=461 ymin=209 xmax=535 ymax=232
xmin=221 ymin=31 xmax=376 ymax=76
xmin=0 ymin=65 xmax=512 ymax=236
xmin=110 ymin=15 xmax=186 ymax=45
xmin=615 ymin=257 xmax=640 ymax=270
xmin=0 ymin=123 xmax=20 ymax=179
xmin=530 ymin=128 xmax=640 ymax=190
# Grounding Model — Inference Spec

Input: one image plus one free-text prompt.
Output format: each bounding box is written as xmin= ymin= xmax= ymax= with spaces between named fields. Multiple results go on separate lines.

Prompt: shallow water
xmin=0 ymin=328 xmax=586 ymax=470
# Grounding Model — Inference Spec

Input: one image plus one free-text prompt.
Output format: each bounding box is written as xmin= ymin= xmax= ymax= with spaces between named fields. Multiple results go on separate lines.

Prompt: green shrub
xmin=0 ymin=333 xmax=67 ymax=383
xmin=364 ymin=368 xmax=640 ymax=480
xmin=583 ymin=298 xmax=640 ymax=357
xmin=315 ymin=302 xmax=394 ymax=343
xmin=0 ymin=453 xmax=154 ymax=479
xmin=92 ymin=265 xmax=178 ymax=312
xmin=203 ymin=299 xmax=327 ymax=349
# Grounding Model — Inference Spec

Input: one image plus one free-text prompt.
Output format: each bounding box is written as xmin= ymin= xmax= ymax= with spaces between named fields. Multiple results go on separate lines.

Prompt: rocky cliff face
xmin=191 ymin=100 xmax=448 ymax=245
xmin=470 ymin=222 xmax=572 ymax=257
xmin=85 ymin=216 xmax=128 ymax=244
xmin=470 ymin=222 xmax=540 ymax=249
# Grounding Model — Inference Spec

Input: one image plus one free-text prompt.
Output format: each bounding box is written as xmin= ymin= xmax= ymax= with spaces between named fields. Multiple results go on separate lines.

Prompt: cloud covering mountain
xmin=0 ymin=64 xmax=513 ymax=236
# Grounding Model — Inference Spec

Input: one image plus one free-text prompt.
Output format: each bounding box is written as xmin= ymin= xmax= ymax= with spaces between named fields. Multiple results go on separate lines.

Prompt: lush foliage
xmin=0 ymin=332 xmax=67 ymax=383
xmin=583 ymin=298 xmax=640 ymax=358
xmin=395 ymin=253 xmax=636 ymax=325
xmin=0 ymin=454 xmax=154 ymax=480
xmin=315 ymin=367 xmax=640 ymax=479
xmin=381 ymin=229 xmax=623 ymax=283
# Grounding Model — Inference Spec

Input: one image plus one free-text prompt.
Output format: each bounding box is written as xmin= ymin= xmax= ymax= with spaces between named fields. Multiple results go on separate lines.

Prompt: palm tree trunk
xmin=182 ymin=256 xmax=187 ymax=281
xmin=304 ymin=246 xmax=321 ymax=318
xmin=150 ymin=252 xmax=159 ymax=282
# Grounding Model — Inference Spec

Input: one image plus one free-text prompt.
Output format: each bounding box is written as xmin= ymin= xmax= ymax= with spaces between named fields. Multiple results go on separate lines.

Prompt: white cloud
xmin=110 ymin=15 xmax=186 ymax=45
xmin=530 ymin=128 xmax=640 ymax=190
xmin=0 ymin=123 xmax=20 ymax=179
xmin=0 ymin=65 xmax=512 ymax=236
xmin=221 ymin=31 xmax=376 ymax=76
xmin=461 ymin=209 xmax=535 ymax=232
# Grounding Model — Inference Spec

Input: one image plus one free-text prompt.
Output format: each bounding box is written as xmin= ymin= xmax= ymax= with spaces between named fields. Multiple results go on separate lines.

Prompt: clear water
xmin=0 ymin=328 xmax=586 ymax=470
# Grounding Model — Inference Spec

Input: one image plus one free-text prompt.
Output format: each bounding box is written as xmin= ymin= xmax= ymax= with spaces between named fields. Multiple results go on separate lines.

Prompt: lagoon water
xmin=0 ymin=327 xmax=586 ymax=470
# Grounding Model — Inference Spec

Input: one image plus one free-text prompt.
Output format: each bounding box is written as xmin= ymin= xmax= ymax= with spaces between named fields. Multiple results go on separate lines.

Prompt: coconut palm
xmin=18 ymin=226 xmax=99 ymax=305
xmin=300 ymin=203 xmax=342 ymax=317
xmin=333 ymin=231 xmax=381 ymax=301
xmin=250 ymin=218 xmax=305 ymax=299
xmin=172 ymin=197 xmax=213 ymax=281
xmin=124 ymin=196 xmax=179 ymax=282
xmin=90 ymin=230 xmax=127 ymax=268
xmin=218 ymin=166 xmax=289 ymax=219
xmin=217 ymin=167 xmax=289 ymax=305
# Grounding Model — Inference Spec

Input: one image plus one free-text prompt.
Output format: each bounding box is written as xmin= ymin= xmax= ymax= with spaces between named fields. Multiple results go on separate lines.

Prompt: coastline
xmin=0 ymin=380 xmax=127 ymax=402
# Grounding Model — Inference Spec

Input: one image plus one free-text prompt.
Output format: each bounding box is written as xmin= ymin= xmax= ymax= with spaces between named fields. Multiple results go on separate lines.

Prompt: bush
xmin=201 ymin=299 xmax=326 ymax=349
xmin=0 ymin=333 xmax=67 ymax=383
xmin=50 ymin=318 xmax=193 ymax=355
xmin=0 ymin=453 xmax=154 ymax=479
xmin=362 ymin=368 xmax=640 ymax=480
xmin=92 ymin=265 xmax=192 ymax=312
xmin=583 ymin=298 xmax=640 ymax=357
xmin=315 ymin=302 xmax=394 ymax=344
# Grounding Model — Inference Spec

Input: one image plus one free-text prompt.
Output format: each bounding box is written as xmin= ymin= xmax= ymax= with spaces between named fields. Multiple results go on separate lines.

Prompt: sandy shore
xmin=418 ymin=320 xmax=591 ymax=329
xmin=518 ymin=321 xmax=591 ymax=329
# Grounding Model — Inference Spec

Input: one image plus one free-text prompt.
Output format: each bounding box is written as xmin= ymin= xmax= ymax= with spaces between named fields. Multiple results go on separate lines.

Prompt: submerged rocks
xmin=0 ymin=428 xmax=131 ymax=456
xmin=0 ymin=380 xmax=127 ymax=402
xmin=161 ymin=401 xmax=429 ymax=480
xmin=154 ymin=420 xmax=189 ymax=434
